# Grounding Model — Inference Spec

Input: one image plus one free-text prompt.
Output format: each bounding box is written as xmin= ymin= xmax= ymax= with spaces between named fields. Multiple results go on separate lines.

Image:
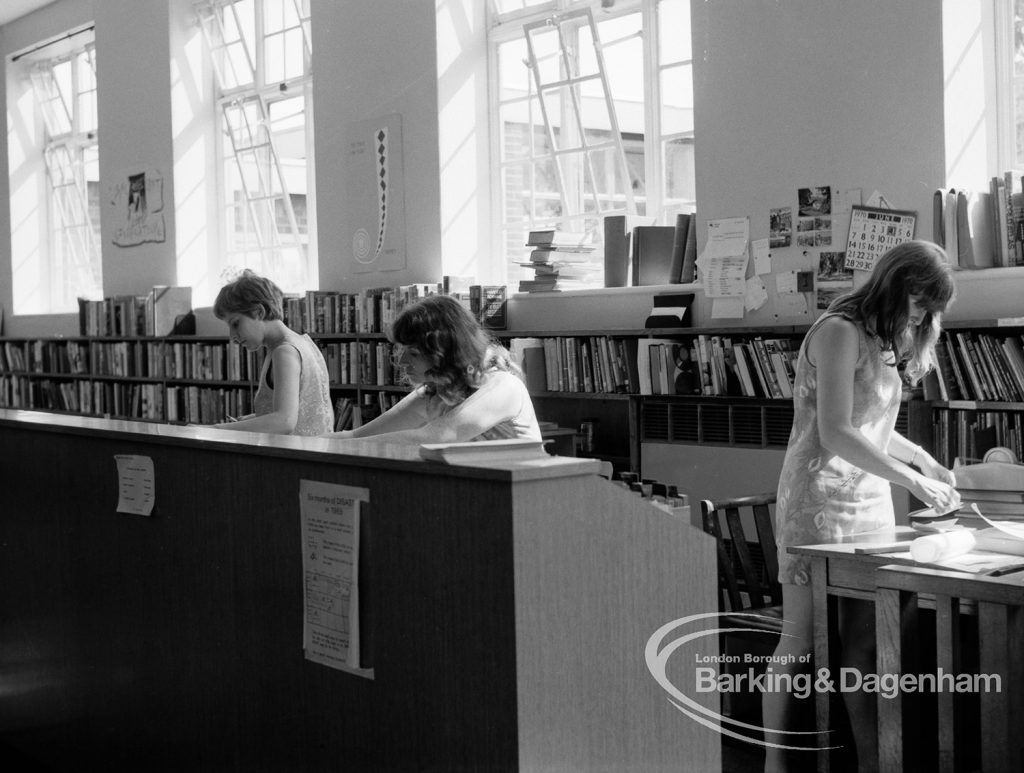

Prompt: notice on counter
xmin=299 ymin=479 xmax=370 ymax=677
xmin=114 ymin=454 xmax=155 ymax=516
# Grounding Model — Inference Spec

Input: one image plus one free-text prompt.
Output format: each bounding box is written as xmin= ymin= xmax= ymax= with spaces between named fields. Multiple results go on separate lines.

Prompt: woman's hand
xmin=915 ymin=453 xmax=957 ymax=487
xmin=910 ymin=472 xmax=962 ymax=514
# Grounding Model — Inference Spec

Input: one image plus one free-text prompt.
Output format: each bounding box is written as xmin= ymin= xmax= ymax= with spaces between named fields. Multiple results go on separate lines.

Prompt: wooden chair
xmin=699 ymin=493 xmax=783 ymax=632
xmin=699 ymin=494 xmax=783 ymax=721
xmin=875 ymin=565 xmax=1024 ymax=773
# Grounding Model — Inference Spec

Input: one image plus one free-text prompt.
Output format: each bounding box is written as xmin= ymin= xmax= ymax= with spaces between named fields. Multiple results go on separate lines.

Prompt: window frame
xmin=196 ymin=0 xmax=316 ymax=294
xmin=7 ymin=28 xmax=100 ymax=315
xmin=486 ymin=0 xmax=693 ymax=283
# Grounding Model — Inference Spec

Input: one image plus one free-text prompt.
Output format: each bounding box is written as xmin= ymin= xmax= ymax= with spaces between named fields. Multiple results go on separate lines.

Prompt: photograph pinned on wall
xmin=770 ymin=206 xmax=792 ymax=247
xmin=797 ymin=186 xmax=832 ymax=247
xmin=109 ymin=169 xmax=165 ymax=247
xmin=816 ymin=251 xmax=852 ymax=310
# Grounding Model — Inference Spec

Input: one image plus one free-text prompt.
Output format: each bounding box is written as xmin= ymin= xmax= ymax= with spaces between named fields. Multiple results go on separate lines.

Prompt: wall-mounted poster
xmin=109 ymin=169 xmax=165 ymax=247
xmin=844 ymin=205 xmax=916 ymax=272
xmin=346 ymin=113 xmax=406 ymax=273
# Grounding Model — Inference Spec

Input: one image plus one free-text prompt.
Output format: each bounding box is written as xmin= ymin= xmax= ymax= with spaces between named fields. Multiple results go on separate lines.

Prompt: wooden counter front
xmin=0 ymin=410 xmax=718 ymax=771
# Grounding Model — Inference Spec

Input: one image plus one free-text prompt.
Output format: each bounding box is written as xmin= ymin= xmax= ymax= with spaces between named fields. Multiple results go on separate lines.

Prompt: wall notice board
xmin=843 ymin=205 xmax=916 ymax=272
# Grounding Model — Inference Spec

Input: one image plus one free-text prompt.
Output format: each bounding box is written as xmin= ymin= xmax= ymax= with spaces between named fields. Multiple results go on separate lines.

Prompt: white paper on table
xmin=745 ymin=275 xmax=768 ymax=311
xmin=975 ymin=510 xmax=1024 ymax=540
xmin=115 ymin=454 xmax=155 ymax=516
xmin=711 ymin=296 xmax=746 ymax=319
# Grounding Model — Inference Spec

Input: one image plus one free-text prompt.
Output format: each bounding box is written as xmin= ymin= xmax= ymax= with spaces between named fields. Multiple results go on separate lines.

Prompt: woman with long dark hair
xmin=763 ymin=240 xmax=960 ymax=772
xmin=326 ymin=294 xmax=540 ymax=443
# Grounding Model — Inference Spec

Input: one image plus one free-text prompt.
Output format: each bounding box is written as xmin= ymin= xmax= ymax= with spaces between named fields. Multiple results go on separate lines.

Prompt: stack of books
xmin=517 ymin=230 xmax=599 ymax=292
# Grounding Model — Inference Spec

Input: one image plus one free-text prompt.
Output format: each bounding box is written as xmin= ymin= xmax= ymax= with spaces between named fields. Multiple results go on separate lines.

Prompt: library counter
xmin=0 ymin=409 xmax=719 ymax=771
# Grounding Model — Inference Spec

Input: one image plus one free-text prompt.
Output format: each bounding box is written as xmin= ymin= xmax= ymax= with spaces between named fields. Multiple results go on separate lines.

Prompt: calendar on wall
xmin=843 ymin=206 xmax=916 ymax=272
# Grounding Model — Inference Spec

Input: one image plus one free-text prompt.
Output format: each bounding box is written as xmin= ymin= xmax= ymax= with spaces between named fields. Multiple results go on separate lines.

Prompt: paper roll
xmin=909 ymin=530 xmax=976 ymax=563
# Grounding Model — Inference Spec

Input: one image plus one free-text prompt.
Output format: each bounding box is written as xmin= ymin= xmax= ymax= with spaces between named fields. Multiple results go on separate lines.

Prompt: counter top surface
xmin=0 ymin=409 xmax=601 ymax=480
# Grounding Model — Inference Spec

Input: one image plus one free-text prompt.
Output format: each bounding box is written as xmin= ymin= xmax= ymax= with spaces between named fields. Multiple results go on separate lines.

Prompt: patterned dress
xmin=775 ymin=312 xmax=903 ymax=586
xmin=252 ymin=332 xmax=334 ymax=436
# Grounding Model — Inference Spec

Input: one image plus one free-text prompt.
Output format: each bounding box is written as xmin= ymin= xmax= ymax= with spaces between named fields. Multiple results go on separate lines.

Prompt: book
xmin=147 ymin=286 xmax=194 ymax=337
xmin=959 ymin=488 xmax=1024 ymax=504
xmin=526 ymin=229 xmax=590 ymax=248
xmin=470 ymin=285 xmax=507 ymax=329
xmin=668 ymin=213 xmax=691 ymax=284
xmin=631 ymin=225 xmax=677 ymax=286
xmin=419 ymin=438 xmax=551 ymax=464
xmin=680 ymin=212 xmax=698 ymax=283
xmin=955 ymin=189 xmax=994 ymax=268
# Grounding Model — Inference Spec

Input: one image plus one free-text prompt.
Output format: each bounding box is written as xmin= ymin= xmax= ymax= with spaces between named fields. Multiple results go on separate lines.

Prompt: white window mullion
xmin=198 ymin=0 xmax=314 ymax=290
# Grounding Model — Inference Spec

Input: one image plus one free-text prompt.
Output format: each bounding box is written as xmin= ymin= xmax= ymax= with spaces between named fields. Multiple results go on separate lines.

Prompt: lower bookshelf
xmin=929 ymin=400 xmax=1024 ymax=466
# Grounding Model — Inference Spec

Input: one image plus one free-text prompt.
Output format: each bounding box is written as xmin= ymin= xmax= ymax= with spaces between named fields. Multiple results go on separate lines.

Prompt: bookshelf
xmin=924 ymin=319 xmax=1024 ymax=466
xmin=0 ymin=307 xmax=948 ymax=471
xmin=0 ymin=331 xmax=408 ymax=427
xmin=503 ymin=325 xmax=816 ymax=471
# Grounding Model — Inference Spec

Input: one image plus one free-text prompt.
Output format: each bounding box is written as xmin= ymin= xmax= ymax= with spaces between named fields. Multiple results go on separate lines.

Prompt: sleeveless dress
xmin=252 ymin=332 xmax=334 ymax=436
xmin=775 ymin=313 xmax=903 ymax=586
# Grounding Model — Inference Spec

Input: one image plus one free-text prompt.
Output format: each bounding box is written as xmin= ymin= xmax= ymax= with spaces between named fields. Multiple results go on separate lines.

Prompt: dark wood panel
xmin=0 ymin=426 xmax=521 ymax=771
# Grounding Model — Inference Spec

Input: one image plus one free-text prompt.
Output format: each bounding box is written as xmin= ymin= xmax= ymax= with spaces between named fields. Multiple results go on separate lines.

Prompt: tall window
xmin=7 ymin=29 xmax=101 ymax=314
xmin=195 ymin=0 xmax=315 ymax=293
xmin=489 ymin=0 xmax=693 ymax=277
xmin=1003 ymin=0 xmax=1024 ymax=167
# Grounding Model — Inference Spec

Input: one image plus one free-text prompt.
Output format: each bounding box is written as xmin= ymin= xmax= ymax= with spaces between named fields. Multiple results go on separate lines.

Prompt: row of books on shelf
xmin=331 ymin=392 xmax=403 ymax=432
xmin=165 ymin=385 xmax=254 ymax=424
xmin=0 ymin=375 xmax=169 ymax=421
xmin=72 ymin=280 xmax=508 ymax=341
xmin=933 ymin=172 xmax=1024 ymax=269
xmin=283 ymin=281 xmax=508 ymax=334
xmin=926 ymin=330 xmax=1024 ymax=403
xmin=78 ymin=286 xmax=195 ymax=337
xmin=930 ymin=407 xmax=1023 ymax=470
xmin=1 ymin=339 xmax=263 ymax=383
xmin=510 ymin=334 xmax=799 ymax=398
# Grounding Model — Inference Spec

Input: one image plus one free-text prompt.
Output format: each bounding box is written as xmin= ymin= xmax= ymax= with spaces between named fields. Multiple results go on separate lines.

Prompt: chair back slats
xmin=724 ymin=505 xmax=768 ymax=607
xmin=700 ymin=493 xmax=780 ymax=613
xmin=751 ymin=501 xmax=781 ymax=605
xmin=702 ymin=503 xmax=745 ymax=611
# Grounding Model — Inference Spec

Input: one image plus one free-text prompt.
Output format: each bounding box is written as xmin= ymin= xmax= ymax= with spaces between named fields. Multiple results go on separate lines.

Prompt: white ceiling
xmin=0 ymin=1 xmax=57 ymax=28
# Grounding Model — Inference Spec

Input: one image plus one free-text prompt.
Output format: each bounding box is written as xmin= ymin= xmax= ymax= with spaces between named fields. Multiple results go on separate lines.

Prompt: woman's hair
xmin=389 ymin=294 xmax=518 ymax=404
xmin=213 ymin=269 xmax=285 ymax=321
xmin=828 ymin=239 xmax=955 ymax=384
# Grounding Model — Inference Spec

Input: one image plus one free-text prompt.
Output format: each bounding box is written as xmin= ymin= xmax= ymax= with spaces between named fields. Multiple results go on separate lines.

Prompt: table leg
xmin=810 ymin=555 xmax=832 ymax=773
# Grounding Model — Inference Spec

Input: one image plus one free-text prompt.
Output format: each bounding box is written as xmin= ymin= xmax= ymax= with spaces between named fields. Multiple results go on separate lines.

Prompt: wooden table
xmin=788 ymin=530 xmax=1024 ymax=773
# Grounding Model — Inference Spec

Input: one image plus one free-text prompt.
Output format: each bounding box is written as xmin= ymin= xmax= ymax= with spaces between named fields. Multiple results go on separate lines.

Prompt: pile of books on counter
xmin=516 ymin=229 xmax=600 ymax=293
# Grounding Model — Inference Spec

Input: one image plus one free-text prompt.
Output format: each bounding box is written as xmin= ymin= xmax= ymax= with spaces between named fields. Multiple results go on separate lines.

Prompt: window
xmin=488 ymin=0 xmax=693 ymax=281
xmin=1004 ymin=0 xmax=1024 ymax=167
xmin=7 ymin=28 xmax=101 ymax=314
xmin=943 ymin=0 xmax=1024 ymax=185
xmin=195 ymin=0 xmax=315 ymax=294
